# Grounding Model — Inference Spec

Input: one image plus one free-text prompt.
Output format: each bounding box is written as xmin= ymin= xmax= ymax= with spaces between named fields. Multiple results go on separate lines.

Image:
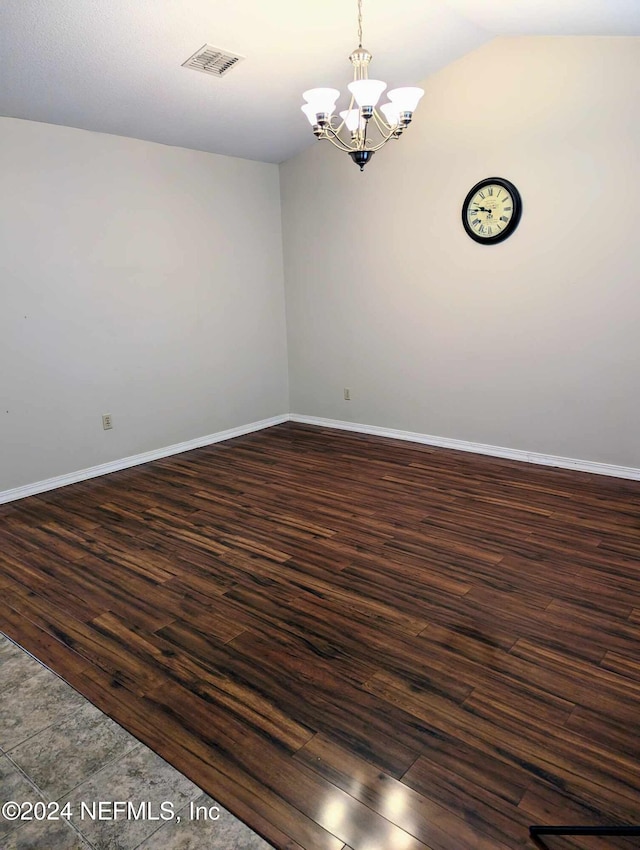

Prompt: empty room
xmin=1 ymin=1 xmax=639 ymax=849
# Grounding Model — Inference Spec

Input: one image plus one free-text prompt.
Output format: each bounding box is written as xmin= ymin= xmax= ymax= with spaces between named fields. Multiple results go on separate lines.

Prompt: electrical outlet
xmin=344 ymin=388 xmax=351 ymax=401
xmin=102 ymin=414 xmax=113 ymax=430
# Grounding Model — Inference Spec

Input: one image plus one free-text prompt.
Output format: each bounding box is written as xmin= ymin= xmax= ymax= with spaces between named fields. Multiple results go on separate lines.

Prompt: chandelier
xmin=301 ymin=0 xmax=424 ymax=171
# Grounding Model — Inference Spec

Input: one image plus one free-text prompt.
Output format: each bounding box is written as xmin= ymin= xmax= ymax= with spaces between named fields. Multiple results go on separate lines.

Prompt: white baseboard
xmin=3 ymin=411 xmax=638 ymax=505
xmin=0 ymin=415 xmax=289 ymax=505
xmin=290 ymin=414 xmax=640 ymax=481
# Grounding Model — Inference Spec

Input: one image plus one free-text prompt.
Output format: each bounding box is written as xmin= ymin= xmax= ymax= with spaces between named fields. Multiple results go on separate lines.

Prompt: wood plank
xmin=1 ymin=421 xmax=639 ymax=850
xmin=295 ymin=733 xmax=516 ymax=850
xmin=78 ymin=665 xmax=333 ymax=850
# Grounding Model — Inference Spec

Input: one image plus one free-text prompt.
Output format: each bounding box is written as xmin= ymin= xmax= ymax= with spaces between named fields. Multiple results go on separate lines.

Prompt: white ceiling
xmin=0 ymin=0 xmax=638 ymax=164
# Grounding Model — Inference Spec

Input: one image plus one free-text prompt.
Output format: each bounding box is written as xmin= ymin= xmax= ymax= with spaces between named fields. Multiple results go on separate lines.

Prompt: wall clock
xmin=462 ymin=177 xmax=522 ymax=244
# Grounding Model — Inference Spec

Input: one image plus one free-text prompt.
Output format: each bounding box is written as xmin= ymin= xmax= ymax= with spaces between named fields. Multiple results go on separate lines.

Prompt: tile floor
xmin=0 ymin=633 xmax=271 ymax=849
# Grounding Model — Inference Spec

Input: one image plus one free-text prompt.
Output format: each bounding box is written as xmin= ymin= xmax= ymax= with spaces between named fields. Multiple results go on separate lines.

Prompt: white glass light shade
xmin=302 ymin=88 xmax=340 ymax=115
xmin=339 ymin=109 xmax=365 ymax=132
xmin=379 ymin=102 xmax=400 ymax=127
xmin=347 ymin=79 xmax=387 ymax=108
xmin=387 ymin=87 xmax=424 ymax=112
xmin=301 ymin=104 xmax=321 ymax=125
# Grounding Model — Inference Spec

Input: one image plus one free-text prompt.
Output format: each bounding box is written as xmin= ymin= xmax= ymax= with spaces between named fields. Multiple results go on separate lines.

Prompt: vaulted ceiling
xmin=1 ymin=0 xmax=638 ymax=164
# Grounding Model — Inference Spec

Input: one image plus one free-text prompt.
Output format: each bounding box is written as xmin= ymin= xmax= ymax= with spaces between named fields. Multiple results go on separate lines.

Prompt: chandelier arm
xmin=367 ymin=131 xmax=401 ymax=152
xmin=361 ymin=118 xmax=369 ymax=151
xmin=322 ymin=109 xmax=400 ymax=153
xmin=365 ymin=109 xmax=402 ymax=150
xmin=324 ymin=90 xmax=357 ymax=140
xmin=329 ymin=105 xmax=349 ymax=138
xmin=324 ymin=115 xmax=357 ymax=150
xmin=327 ymin=118 xmax=348 ymax=137
xmin=358 ymin=123 xmax=401 ymax=152
xmin=362 ymin=121 xmax=391 ymax=151
xmin=321 ymin=129 xmax=357 ymax=153
xmin=334 ymin=119 xmax=347 ymax=136
xmin=371 ymin=107 xmax=393 ymax=134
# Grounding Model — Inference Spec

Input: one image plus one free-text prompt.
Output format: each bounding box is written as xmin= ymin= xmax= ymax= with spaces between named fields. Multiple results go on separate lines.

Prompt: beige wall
xmin=280 ymin=36 xmax=640 ymax=468
xmin=2 ymin=37 xmax=638 ymax=495
xmin=0 ymin=118 xmax=289 ymax=492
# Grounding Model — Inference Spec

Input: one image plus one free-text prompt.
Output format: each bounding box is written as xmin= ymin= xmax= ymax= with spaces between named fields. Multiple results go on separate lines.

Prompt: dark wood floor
xmin=1 ymin=422 xmax=640 ymax=850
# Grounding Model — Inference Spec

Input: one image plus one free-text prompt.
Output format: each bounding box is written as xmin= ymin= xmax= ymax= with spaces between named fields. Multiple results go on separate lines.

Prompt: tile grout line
xmin=1 ymin=733 xmax=100 ymax=849
xmin=2 ymin=634 xmax=272 ymax=850
xmin=129 ymin=792 xmax=204 ymax=850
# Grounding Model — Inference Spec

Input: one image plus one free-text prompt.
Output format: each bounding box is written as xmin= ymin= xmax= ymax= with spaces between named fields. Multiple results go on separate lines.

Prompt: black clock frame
xmin=462 ymin=177 xmax=522 ymax=245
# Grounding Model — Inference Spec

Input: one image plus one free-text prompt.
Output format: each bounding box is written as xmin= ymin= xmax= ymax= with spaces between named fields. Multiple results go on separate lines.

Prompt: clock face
xmin=462 ymin=178 xmax=522 ymax=244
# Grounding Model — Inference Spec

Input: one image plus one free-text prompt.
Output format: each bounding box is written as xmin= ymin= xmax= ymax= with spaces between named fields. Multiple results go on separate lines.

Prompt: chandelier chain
xmin=357 ymin=0 xmax=363 ymax=47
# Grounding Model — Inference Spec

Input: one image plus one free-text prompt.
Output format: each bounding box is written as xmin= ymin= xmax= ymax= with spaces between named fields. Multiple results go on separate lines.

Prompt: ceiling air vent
xmin=182 ymin=44 xmax=244 ymax=78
